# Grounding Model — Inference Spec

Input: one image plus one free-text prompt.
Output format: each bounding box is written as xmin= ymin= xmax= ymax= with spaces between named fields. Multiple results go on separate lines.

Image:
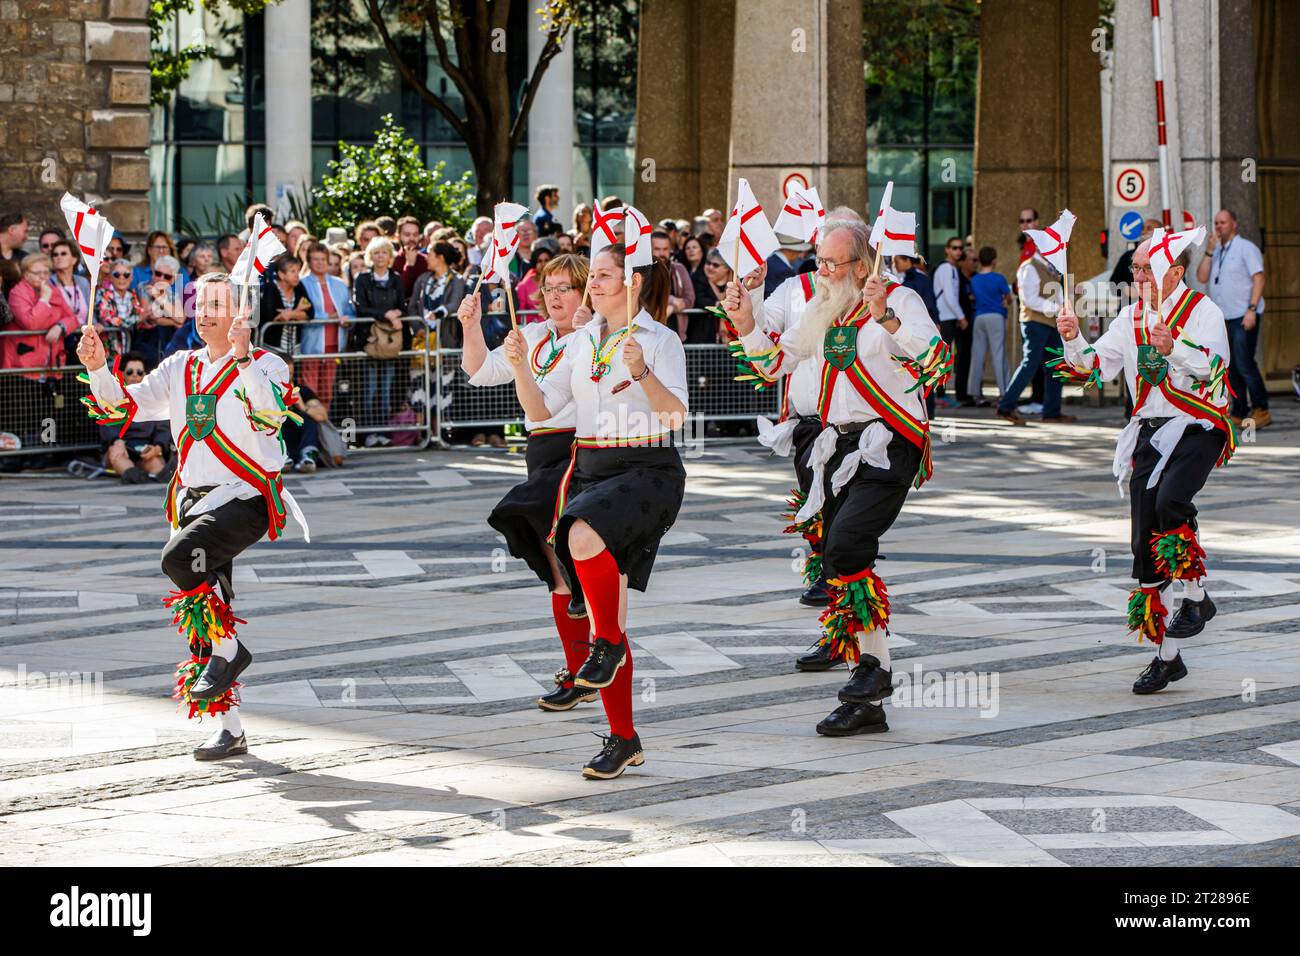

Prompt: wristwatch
xmin=876 ymin=307 xmax=897 ymax=325
xmin=235 ymin=354 xmax=252 ymax=366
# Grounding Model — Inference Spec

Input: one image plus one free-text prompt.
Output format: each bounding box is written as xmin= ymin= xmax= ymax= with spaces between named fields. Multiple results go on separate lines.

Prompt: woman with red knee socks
xmin=504 ymin=249 xmax=687 ymax=779
xmin=459 ymin=254 xmax=597 ymax=713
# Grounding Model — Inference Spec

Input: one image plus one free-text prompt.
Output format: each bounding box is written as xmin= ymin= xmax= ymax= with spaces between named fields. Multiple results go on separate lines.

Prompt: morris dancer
xmin=505 ymin=253 xmax=687 ymax=779
xmin=459 ymin=254 xmax=597 ymax=712
xmin=723 ymin=219 xmax=951 ymax=736
xmin=77 ymin=272 xmax=309 ymax=760
xmin=1050 ymin=233 xmax=1233 ymax=693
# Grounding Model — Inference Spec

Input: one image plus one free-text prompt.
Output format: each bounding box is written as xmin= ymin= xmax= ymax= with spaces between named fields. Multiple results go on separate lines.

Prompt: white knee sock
xmin=1183 ymin=579 xmax=1205 ymax=601
xmin=220 ymin=709 xmax=243 ymax=736
xmin=1158 ymin=637 xmax=1182 ymax=662
xmin=861 ymin=629 xmax=890 ymax=670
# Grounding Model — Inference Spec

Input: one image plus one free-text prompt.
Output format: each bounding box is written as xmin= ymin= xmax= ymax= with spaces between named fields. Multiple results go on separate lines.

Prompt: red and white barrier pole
xmin=1151 ymin=0 xmax=1172 ymax=230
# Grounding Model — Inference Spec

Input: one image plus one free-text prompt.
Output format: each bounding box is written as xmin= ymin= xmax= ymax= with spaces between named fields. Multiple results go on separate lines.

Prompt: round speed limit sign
xmin=1113 ymin=164 xmax=1148 ymax=207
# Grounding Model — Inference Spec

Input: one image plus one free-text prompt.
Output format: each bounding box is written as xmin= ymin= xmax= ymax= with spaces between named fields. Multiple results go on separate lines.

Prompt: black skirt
xmin=486 ymin=429 xmax=575 ymax=586
xmin=553 ymin=444 xmax=686 ymax=592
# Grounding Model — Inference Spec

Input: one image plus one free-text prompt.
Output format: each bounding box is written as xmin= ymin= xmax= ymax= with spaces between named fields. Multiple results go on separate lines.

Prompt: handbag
xmin=364 ymin=316 xmax=402 ymax=360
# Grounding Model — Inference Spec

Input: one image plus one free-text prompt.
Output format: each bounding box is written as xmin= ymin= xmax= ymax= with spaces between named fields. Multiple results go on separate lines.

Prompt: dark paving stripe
xmin=1113 ymin=719 xmax=1300 ymax=768
xmin=952 ymin=684 xmax=1300 ymax=748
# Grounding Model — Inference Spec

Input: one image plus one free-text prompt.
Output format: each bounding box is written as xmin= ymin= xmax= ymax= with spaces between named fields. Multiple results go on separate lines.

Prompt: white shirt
xmin=1062 ymin=282 xmax=1230 ymax=420
xmin=740 ymin=283 xmax=937 ymax=428
xmin=755 ymin=274 xmax=820 ymax=417
xmin=1206 ymin=234 xmax=1264 ymax=319
xmin=88 ymin=346 xmax=309 ymax=535
xmin=1016 ymin=254 xmax=1061 ymax=316
xmin=537 ymin=309 xmax=689 ymax=441
xmin=932 ymin=260 xmax=962 ymax=321
xmin=468 ymin=318 xmax=577 ymax=431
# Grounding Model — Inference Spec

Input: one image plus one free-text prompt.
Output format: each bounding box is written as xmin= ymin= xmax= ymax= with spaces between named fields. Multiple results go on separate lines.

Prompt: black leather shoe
xmin=189 ymin=643 xmax=252 ymax=702
xmin=582 ymin=733 xmax=644 ymax=779
xmin=566 ymin=594 xmax=587 ymax=619
xmin=816 ymin=701 xmax=889 ymax=736
xmin=837 ymin=655 xmax=894 ymax=704
xmin=538 ymin=669 xmax=599 ymax=712
xmin=795 ymin=641 xmax=845 ymax=672
xmin=572 ymin=637 xmax=627 ymax=689
xmin=193 ymin=729 xmax=247 ymax=761
xmin=799 ymin=581 xmax=832 ymax=607
xmin=1166 ymin=594 xmax=1215 ymax=640
xmin=1132 ymin=653 xmax=1188 ymax=694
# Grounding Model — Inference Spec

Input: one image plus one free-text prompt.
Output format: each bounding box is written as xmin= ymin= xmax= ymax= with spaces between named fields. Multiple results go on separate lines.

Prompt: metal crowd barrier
xmin=254 ymin=316 xmax=435 ymax=450
xmin=0 ymin=327 xmax=130 ymax=458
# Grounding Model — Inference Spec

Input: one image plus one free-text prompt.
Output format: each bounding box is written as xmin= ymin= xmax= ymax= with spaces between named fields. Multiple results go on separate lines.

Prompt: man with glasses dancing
xmin=1051 ymin=235 xmax=1233 ymax=694
xmin=77 ymin=273 xmax=310 ymax=760
xmin=724 ymin=219 xmax=951 ymax=736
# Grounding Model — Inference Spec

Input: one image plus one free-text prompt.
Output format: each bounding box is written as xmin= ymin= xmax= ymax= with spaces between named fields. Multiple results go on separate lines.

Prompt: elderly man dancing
xmin=724 ymin=219 xmax=951 ymax=735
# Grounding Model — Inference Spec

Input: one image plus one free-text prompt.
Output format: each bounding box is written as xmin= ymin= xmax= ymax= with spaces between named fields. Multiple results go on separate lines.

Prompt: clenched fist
xmin=77 ymin=324 xmax=106 ymax=371
xmin=1056 ymin=297 xmax=1080 ymax=342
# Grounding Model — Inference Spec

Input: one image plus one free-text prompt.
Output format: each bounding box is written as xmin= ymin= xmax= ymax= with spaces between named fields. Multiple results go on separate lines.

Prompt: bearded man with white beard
xmin=724 ymin=219 xmax=952 ymax=736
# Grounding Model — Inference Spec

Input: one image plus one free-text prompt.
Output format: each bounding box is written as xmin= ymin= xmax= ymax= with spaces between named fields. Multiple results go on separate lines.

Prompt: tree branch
xmin=508 ymin=22 xmax=568 ymax=151
xmin=424 ymin=0 xmax=486 ymax=130
xmin=365 ymin=0 xmax=471 ymax=144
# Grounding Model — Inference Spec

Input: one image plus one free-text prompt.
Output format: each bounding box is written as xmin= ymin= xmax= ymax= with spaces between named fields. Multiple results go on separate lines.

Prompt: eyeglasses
xmin=52 ymin=250 xmax=70 ymax=257
xmin=149 ymin=243 xmax=170 ymax=251
xmin=542 ymin=284 xmax=575 ymax=296
xmin=1018 ymin=218 xmax=1035 ymax=225
xmin=815 ymin=256 xmax=860 ymax=274
xmin=122 ymin=368 xmax=146 ymax=378
xmin=154 ymin=272 xmax=175 ymax=282
xmin=111 ymin=271 xmax=132 ymax=279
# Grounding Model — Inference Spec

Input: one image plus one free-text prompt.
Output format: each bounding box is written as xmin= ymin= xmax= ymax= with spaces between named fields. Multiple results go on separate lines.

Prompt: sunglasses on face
xmin=154 ymin=273 xmax=175 ymax=282
xmin=1019 ymin=218 xmax=1034 ymax=225
xmin=111 ymin=271 xmax=132 ymax=279
xmin=122 ymin=368 xmax=146 ymax=378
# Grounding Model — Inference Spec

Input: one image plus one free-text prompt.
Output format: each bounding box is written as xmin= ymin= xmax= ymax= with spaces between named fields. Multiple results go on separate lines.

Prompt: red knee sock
xmin=572 ymin=550 xmax=623 ymax=644
xmin=599 ymin=638 xmax=635 ymax=738
xmin=550 ymin=592 xmax=590 ymax=685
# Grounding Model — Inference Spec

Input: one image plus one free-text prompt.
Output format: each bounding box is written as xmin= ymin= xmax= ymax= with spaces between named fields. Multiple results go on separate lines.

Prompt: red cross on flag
xmin=720 ymin=178 xmax=780 ymax=278
xmin=233 ymin=212 xmax=287 ymax=286
xmin=773 ymin=185 xmax=825 ymax=244
xmin=479 ymin=201 xmax=530 ymax=286
xmin=59 ymin=192 xmax=115 ymax=288
xmin=589 ymin=199 xmax=624 ymax=262
xmin=1024 ymin=209 xmax=1076 ymax=275
xmin=1147 ymin=224 xmax=1206 ymax=288
xmin=622 ymin=204 xmax=652 ymax=285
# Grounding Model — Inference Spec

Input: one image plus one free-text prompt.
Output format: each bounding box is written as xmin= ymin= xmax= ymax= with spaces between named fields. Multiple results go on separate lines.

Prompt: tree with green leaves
xmin=149 ymin=0 xmax=284 ymax=106
xmin=309 ymin=114 xmax=477 ymax=235
xmin=364 ymin=0 xmax=581 ymax=215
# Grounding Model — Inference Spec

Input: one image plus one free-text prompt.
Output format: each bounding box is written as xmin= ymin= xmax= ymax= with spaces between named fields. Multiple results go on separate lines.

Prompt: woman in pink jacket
xmin=3 ymin=253 xmax=79 ymax=380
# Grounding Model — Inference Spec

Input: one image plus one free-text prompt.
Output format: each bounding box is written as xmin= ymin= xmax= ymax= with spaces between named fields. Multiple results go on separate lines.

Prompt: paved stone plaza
xmin=1 ymin=403 xmax=1298 ymax=867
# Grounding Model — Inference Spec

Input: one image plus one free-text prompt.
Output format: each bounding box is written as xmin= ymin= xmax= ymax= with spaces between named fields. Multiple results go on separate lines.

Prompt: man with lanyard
xmin=1051 ymin=232 xmax=1232 ymax=694
xmin=76 ymin=272 xmax=310 ymax=760
xmin=932 ymin=236 xmax=970 ymax=404
xmin=1195 ymin=208 xmax=1268 ymax=428
xmin=724 ymin=219 xmax=952 ymax=736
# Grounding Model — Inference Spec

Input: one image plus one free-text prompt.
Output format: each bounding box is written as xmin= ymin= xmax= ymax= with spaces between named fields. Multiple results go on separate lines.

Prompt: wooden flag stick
xmin=624 ymin=281 xmax=635 ymax=340
xmin=504 ymin=274 xmax=519 ymax=333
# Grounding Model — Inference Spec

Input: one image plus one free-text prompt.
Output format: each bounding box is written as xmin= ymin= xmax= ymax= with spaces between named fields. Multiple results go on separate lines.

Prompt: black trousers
xmin=160 ymin=492 xmax=270 ymax=601
xmin=1129 ymin=421 xmax=1225 ymax=582
xmin=820 ymin=427 xmax=921 ymax=579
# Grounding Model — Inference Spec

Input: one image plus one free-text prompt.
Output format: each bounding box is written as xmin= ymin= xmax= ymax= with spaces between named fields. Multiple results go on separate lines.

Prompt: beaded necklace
xmin=590 ymin=322 xmax=633 ymax=382
xmin=530 ymin=328 xmax=565 ymax=380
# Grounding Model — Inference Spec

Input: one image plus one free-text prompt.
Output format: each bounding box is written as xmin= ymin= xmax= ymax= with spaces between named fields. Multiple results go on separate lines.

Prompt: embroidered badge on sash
xmin=823 ymin=325 xmax=856 ymax=371
xmin=185 ymin=393 xmax=217 ymax=441
xmin=1136 ymin=344 xmax=1168 ymax=387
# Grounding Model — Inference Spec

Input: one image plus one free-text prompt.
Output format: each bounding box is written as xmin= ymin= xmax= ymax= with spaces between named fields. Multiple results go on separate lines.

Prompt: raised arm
xmin=76 ymin=324 xmax=174 ymax=422
xmin=504 ymin=328 xmax=568 ymax=421
xmin=1053 ymin=299 xmax=1126 ymax=387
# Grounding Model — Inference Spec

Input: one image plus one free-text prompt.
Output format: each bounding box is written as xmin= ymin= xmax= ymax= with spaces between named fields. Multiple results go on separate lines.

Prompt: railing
xmin=0 ymin=328 xmax=130 ymax=457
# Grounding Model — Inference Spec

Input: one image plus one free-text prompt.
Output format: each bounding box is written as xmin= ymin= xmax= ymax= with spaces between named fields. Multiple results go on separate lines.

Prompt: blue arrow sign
xmin=1119 ymin=210 xmax=1144 ymax=242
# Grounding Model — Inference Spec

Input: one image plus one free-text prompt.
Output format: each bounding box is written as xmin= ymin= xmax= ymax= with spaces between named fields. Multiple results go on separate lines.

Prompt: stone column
xmin=0 ymin=0 xmax=152 ymax=238
xmin=633 ymin=0 xmax=734 ymax=222
xmin=263 ymin=0 xmax=312 ymax=218
xmin=728 ymin=0 xmax=866 ymax=217
xmin=527 ymin=7 xmax=574 ymax=220
xmin=973 ymin=0 xmax=1104 ymax=280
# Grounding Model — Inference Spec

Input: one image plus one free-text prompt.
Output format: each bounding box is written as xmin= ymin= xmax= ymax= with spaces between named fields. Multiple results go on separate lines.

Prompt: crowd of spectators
xmin=2 ymin=186 xmax=1266 ymax=477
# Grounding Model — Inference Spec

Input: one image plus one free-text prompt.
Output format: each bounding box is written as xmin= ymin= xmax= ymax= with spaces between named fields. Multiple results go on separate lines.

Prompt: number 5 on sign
xmin=1112 ymin=163 xmax=1149 ymax=207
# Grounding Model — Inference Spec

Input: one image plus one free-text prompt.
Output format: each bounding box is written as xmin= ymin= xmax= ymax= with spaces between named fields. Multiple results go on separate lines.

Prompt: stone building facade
xmin=0 ymin=0 xmax=152 ymax=241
